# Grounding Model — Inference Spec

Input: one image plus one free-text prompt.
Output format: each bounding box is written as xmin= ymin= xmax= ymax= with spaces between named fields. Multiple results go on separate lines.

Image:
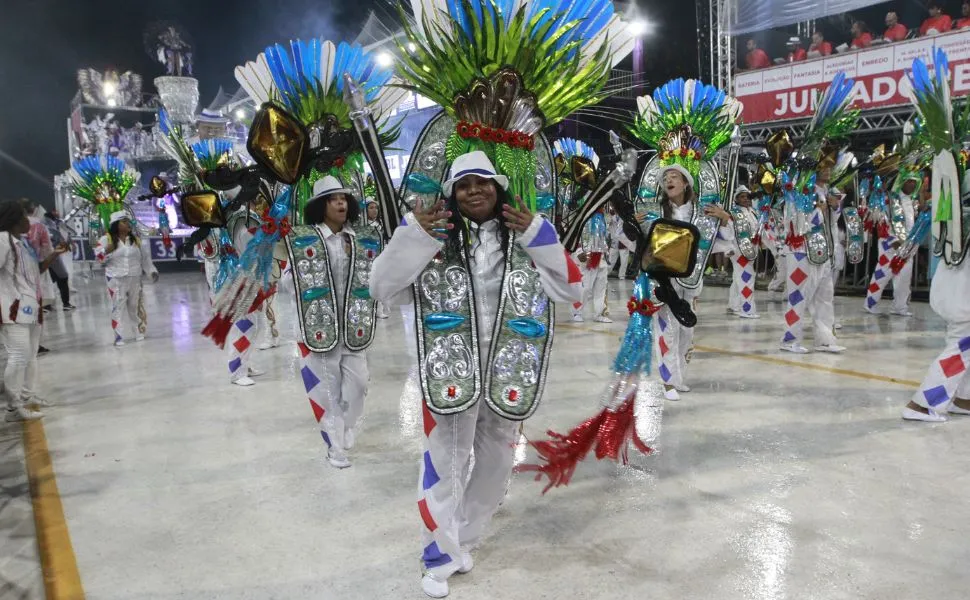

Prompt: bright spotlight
xmin=106 ymin=97 xmax=118 ymax=107
xmin=376 ymin=52 xmax=394 ymax=67
xmin=628 ymin=19 xmax=649 ymax=36
xmin=235 ymin=108 xmax=246 ymax=120
xmin=103 ymin=81 xmax=117 ymax=97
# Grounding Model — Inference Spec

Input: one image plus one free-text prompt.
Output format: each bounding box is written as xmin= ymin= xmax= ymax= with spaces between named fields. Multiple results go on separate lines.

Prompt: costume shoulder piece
xmin=630 ymin=78 xmax=742 ymax=287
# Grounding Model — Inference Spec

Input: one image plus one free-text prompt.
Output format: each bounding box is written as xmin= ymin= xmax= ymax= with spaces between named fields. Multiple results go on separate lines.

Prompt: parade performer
xmin=572 ymin=207 xmax=612 ymax=322
xmin=69 ymin=155 xmax=158 ymax=345
xmin=363 ymin=1 xmax=636 ymax=595
xmin=898 ymin=49 xmax=970 ymax=422
xmin=192 ymin=39 xmax=402 ymax=464
xmin=363 ymin=194 xmax=390 ymax=319
xmin=610 ymin=206 xmax=636 ymax=279
xmin=726 ymin=184 xmax=761 ymax=318
xmin=772 ymin=73 xmax=857 ymax=354
xmin=863 ymin=166 xmax=928 ymax=316
xmin=627 ymin=78 xmax=741 ymax=400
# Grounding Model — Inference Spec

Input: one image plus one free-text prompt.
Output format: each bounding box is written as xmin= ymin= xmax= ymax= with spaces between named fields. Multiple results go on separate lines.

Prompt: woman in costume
xmin=898 ymin=49 xmax=970 ymax=421
xmin=572 ymin=206 xmax=612 ymax=323
xmin=95 ymin=212 xmax=159 ymax=346
xmin=0 ymin=200 xmax=69 ymax=422
xmin=361 ymin=0 xmax=636 ymax=595
xmin=725 ymin=185 xmax=761 ymax=318
xmin=196 ymin=39 xmax=402 ymax=464
xmin=628 ymin=78 xmax=741 ymax=401
xmin=770 ymin=74 xmax=857 ymax=355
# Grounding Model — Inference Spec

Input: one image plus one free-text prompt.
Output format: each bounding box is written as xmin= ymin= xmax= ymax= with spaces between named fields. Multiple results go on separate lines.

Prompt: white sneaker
xmin=327 ymin=448 xmax=352 ymax=469
xmin=779 ymin=342 xmax=809 ymax=354
xmin=114 ymin=340 xmax=125 ymax=347
xmin=902 ymin=407 xmax=947 ymax=422
xmin=813 ymin=344 xmax=846 ymax=354
xmin=457 ymin=551 xmax=474 ymax=574
xmin=421 ymin=573 xmax=449 ymax=598
xmin=135 ymin=334 xmax=146 ymax=342
xmin=890 ymin=308 xmax=913 ymax=317
xmin=571 ymin=314 xmax=584 ymax=323
xmin=26 ymin=397 xmax=53 ymax=408
xmin=948 ymin=404 xmax=970 ymax=415
xmin=594 ymin=315 xmax=613 ymax=323
xmin=344 ymin=428 xmax=356 ymax=450
xmin=862 ymin=307 xmax=880 ymax=315
xmin=739 ymin=313 xmax=761 ymax=319
xmin=663 ymin=387 xmax=680 ymax=401
xmin=834 ymin=322 xmax=843 ymax=330
xmin=675 ymin=384 xmax=690 ymax=393
xmin=5 ymin=407 xmax=42 ymax=422
xmin=247 ymin=367 xmax=266 ymax=377
xmin=232 ymin=376 xmax=255 ymax=387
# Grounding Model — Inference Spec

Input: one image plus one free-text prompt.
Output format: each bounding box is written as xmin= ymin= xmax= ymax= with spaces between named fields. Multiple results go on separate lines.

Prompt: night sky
xmin=0 ymin=0 xmax=695 ymax=206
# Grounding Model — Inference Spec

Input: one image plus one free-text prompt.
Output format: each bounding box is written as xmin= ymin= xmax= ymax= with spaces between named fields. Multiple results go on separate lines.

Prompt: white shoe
xmin=593 ymin=315 xmax=613 ymax=323
xmin=779 ymin=343 xmax=809 ymax=354
xmin=948 ymin=404 xmax=970 ymax=415
xmin=26 ymin=397 xmax=53 ymax=408
xmin=247 ymin=367 xmax=266 ymax=377
xmin=739 ymin=313 xmax=761 ymax=319
xmin=674 ymin=384 xmax=690 ymax=393
xmin=862 ymin=307 xmax=880 ymax=315
xmin=663 ymin=387 xmax=680 ymax=401
xmin=571 ymin=314 xmax=584 ymax=323
xmin=834 ymin=322 xmax=843 ymax=330
xmin=135 ymin=334 xmax=146 ymax=342
xmin=813 ymin=344 xmax=846 ymax=354
xmin=344 ymin=428 xmax=356 ymax=450
xmin=902 ymin=407 xmax=947 ymax=422
xmin=422 ymin=574 xmax=449 ymax=598
xmin=327 ymin=448 xmax=352 ymax=469
xmin=377 ymin=312 xmax=390 ymax=319
xmin=457 ymin=551 xmax=474 ymax=574
xmin=232 ymin=376 xmax=255 ymax=387
xmin=5 ymin=407 xmax=42 ymax=422
xmin=890 ymin=308 xmax=914 ymax=317
xmin=114 ymin=339 xmax=125 ymax=347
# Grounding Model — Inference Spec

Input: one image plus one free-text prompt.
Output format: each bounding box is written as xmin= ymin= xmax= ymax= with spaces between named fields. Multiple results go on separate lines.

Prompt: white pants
xmin=912 ymin=319 xmax=970 ymax=410
xmin=780 ymin=253 xmax=838 ymax=347
xmin=656 ymin=303 xmax=694 ymax=388
xmin=572 ymin=264 xmax=609 ymax=318
xmin=299 ymin=344 xmax=368 ymax=450
xmin=418 ymin=396 xmax=519 ymax=580
xmin=609 ymin=247 xmax=631 ymax=279
xmin=768 ymin=251 xmax=788 ymax=290
xmin=728 ymin=253 xmax=757 ymax=316
xmin=107 ymin=275 xmax=145 ymax=343
xmin=865 ymin=236 xmax=913 ymax=312
xmin=2 ymin=324 xmax=40 ymax=410
xmin=226 ymin=314 xmax=262 ymax=381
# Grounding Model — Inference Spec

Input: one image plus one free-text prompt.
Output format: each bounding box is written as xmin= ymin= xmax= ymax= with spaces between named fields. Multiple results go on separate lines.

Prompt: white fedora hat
xmin=660 ymin=163 xmax=694 ymax=187
xmin=442 ymin=151 xmax=509 ymax=197
xmin=309 ymin=175 xmax=353 ymax=203
xmin=734 ymin=185 xmax=751 ymax=197
xmin=109 ymin=210 xmax=129 ymax=225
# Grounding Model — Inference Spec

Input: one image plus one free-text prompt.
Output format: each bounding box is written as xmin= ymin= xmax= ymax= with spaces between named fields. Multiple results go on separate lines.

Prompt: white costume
xmin=95 ymin=216 xmax=158 ymax=345
xmin=608 ymin=213 xmax=635 ymax=279
xmin=0 ymin=233 xmax=45 ymax=420
xmin=865 ymin=191 xmax=917 ymax=314
xmin=726 ymin=202 xmax=760 ymax=318
xmin=572 ymin=212 xmax=610 ymax=322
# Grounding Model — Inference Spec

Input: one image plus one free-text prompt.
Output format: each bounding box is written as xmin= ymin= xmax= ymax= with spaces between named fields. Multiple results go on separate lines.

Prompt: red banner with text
xmin=735 ymin=30 xmax=970 ymax=123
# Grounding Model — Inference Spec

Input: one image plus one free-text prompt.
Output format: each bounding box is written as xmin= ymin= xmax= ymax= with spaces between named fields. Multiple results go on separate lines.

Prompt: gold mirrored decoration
xmin=875 ymin=153 xmax=901 ymax=177
xmin=150 ymin=176 xmax=168 ymax=197
xmin=571 ymin=156 xmax=597 ymax=188
xmin=642 ymin=221 xmax=697 ymax=277
xmin=757 ymin=165 xmax=776 ymax=195
xmin=554 ymin=153 xmax=568 ymax=178
xmin=766 ymin=130 xmax=793 ymax=165
xmin=181 ymin=191 xmax=225 ymax=228
xmin=248 ymin=103 xmax=307 ymax=185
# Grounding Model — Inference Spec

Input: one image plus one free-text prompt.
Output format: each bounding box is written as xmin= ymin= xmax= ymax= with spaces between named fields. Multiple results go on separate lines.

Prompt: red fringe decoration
xmin=201 ymin=284 xmax=278 ymax=348
xmin=516 ymin=395 xmax=652 ymax=494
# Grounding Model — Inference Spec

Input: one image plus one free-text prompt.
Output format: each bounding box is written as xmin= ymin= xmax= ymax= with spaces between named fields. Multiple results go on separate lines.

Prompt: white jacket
xmin=95 ymin=236 xmax=158 ymax=279
xmin=371 ymin=214 xmax=581 ymax=356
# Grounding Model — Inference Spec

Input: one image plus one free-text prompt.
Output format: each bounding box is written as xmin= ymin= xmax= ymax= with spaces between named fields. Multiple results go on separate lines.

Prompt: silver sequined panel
xmin=398 ymin=111 xmax=455 ymax=214
xmin=843 ymin=207 xmax=865 ymax=265
xmin=730 ymin=208 xmax=758 ymax=261
xmin=681 ymin=160 xmax=722 ymax=288
xmin=286 ymin=225 xmax=339 ymax=352
xmin=483 ymin=237 xmax=554 ymax=421
xmin=343 ymin=225 xmax=382 ymax=351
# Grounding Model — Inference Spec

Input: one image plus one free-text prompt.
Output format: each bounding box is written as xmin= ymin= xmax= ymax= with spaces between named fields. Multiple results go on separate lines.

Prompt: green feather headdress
xmin=70 ymin=155 xmax=139 ymax=230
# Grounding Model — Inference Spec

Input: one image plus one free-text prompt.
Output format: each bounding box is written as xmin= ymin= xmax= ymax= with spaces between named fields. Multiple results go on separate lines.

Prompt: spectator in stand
xmin=809 ymin=30 xmax=833 ymax=56
xmin=884 ymin=11 xmax=909 ymax=41
xmin=920 ymin=3 xmax=953 ymax=36
xmin=851 ymin=20 xmax=874 ymax=49
xmin=957 ymin=2 xmax=970 ymax=29
xmin=745 ymin=38 xmax=771 ymax=70
xmin=786 ymin=37 xmax=807 ymax=62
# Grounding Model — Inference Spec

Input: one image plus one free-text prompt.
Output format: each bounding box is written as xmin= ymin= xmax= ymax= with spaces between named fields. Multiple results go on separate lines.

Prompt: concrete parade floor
xmin=1 ymin=269 xmax=967 ymax=600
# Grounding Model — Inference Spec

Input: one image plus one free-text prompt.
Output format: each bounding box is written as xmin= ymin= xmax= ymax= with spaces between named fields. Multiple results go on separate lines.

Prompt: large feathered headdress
xmin=70 ymin=155 xmax=140 ymax=230
xmin=394 ymin=0 xmax=635 ymax=210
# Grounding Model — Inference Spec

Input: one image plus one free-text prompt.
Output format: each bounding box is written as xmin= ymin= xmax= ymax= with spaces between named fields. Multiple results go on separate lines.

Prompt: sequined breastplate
xmin=414 ymin=231 xmax=555 ymax=421
xmin=731 ymin=207 xmax=758 ymax=260
xmin=285 ymin=224 xmax=382 ymax=352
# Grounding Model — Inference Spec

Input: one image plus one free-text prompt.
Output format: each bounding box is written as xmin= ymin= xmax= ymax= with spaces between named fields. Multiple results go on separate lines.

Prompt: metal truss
xmin=697 ymin=0 xmax=733 ymax=92
xmin=739 ymin=106 xmax=916 ymax=146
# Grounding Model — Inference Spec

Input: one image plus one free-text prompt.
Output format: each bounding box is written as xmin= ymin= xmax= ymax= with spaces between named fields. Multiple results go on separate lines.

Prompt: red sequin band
xmin=260 ymin=208 xmax=291 ymax=238
xmin=627 ymin=297 xmax=661 ymax=317
xmin=456 ymin=121 xmax=534 ymax=151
